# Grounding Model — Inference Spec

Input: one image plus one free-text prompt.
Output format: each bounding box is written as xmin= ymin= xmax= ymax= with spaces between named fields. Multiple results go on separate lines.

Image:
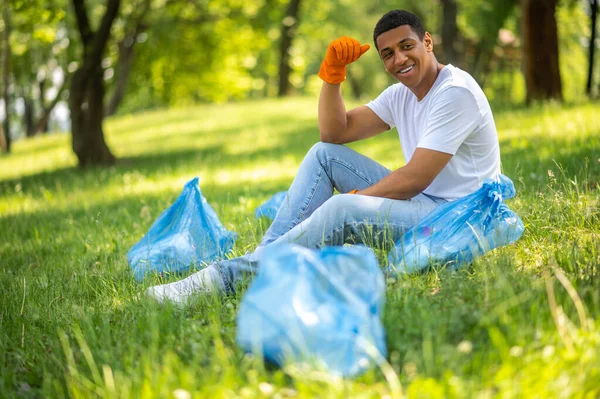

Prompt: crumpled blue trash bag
xmin=255 ymin=191 xmax=287 ymax=220
xmin=127 ymin=177 xmax=236 ymax=281
xmin=388 ymin=174 xmax=524 ymax=274
xmin=236 ymin=243 xmax=386 ymax=377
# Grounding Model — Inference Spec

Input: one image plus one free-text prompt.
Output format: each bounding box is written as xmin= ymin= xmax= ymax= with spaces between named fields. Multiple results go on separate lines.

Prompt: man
xmin=146 ymin=10 xmax=501 ymax=303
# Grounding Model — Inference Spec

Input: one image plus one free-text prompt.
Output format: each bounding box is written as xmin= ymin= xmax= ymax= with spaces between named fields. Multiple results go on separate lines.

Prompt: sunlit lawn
xmin=1 ymin=98 xmax=599 ymax=398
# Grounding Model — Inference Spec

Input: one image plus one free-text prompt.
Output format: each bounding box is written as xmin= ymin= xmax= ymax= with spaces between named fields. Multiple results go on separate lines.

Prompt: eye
xmin=383 ymin=52 xmax=392 ymax=59
xmin=403 ymin=44 xmax=413 ymax=50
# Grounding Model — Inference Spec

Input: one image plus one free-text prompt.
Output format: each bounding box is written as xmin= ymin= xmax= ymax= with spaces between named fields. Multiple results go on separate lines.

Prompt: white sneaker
xmin=144 ymin=265 xmax=224 ymax=305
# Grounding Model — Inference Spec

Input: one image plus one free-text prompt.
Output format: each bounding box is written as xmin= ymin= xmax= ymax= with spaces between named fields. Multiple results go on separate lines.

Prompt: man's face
xmin=376 ymin=25 xmax=434 ymax=92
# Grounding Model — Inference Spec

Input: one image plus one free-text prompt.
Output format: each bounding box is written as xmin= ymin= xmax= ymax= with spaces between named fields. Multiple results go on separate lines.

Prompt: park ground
xmin=1 ymin=98 xmax=599 ymax=398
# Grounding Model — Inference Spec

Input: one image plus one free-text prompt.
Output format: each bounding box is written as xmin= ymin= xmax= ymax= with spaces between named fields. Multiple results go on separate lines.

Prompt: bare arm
xmin=318 ymin=82 xmax=390 ymax=144
xmin=357 ymin=147 xmax=453 ymax=199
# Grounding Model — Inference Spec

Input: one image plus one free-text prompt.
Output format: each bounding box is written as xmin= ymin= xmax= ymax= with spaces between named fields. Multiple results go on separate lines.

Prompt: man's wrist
xmin=318 ymin=61 xmax=346 ymax=84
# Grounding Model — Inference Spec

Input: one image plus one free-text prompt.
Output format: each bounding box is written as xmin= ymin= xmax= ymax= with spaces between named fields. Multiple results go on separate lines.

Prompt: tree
xmin=277 ymin=0 xmax=302 ymax=97
xmin=440 ymin=0 xmax=459 ymax=65
xmin=35 ymin=73 xmax=72 ymax=134
xmin=587 ymin=0 xmax=598 ymax=96
xmin=520 ymin=0 xmax=562 ymax=103
xmin=0 ymin=125 xmax=5 ymax=152
xmin=120 ymin=0 xmax=273 ymax=108
xmin=5 ymin=0 xmax=73 ymax=139
xmin=69 ymin=0 xmax=120 ymax=167
xmin=105 ymin=0 xmax=150 ymax=117
xmin=456 ymin=0 xmax=518 ymax=87
xmin=2 ymin=1 xmax=11 ymax=153
xmin=12 ymin=30 xmax=71 ymax=137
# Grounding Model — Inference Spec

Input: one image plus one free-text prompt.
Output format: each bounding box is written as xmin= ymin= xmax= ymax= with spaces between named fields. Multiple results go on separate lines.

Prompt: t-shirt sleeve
xmin=365 ymin=85 xmax=396 ymax=129
xmin=417 ymin=87 xmax=482 ymax=155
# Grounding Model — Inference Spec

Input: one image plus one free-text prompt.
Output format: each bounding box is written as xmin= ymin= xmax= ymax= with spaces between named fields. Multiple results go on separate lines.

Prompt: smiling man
xmin=145 ymin=10 xmax=501 ymax=303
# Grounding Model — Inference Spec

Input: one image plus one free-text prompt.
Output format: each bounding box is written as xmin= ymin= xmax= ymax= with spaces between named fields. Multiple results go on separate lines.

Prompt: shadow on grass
xmin=0 ymin=118 xmax=319 ymax=198
xmin=0 ymin=172 xmax=297 ymax=270
xmin=110 ymin=114 xmax=316 ymax=151
xmin=499 ymin=134 xmax=600 ymax=192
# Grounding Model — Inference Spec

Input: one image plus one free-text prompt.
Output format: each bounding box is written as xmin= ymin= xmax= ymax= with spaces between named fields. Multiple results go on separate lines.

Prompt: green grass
xmin=1 ymin=97 xmax=599 ymax=398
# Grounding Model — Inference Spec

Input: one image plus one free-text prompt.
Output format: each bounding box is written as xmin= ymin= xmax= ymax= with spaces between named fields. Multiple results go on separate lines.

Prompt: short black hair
xmin=373 ymin=10 xmax=426 ymax=50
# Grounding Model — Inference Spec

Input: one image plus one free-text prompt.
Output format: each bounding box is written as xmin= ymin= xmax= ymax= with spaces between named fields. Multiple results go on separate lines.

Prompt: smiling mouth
xmin=397 ymin=65 xmax=414 ymax=75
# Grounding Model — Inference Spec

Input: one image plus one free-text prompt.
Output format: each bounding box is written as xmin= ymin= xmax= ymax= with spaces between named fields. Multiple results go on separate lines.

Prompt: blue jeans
xmin=215 ymin=142 xmax=447 ymax=294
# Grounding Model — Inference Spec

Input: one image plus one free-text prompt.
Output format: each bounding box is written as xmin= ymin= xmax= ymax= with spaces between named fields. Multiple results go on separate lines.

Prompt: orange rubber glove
xmin=318 ymin=36 xmax=370 ymax=84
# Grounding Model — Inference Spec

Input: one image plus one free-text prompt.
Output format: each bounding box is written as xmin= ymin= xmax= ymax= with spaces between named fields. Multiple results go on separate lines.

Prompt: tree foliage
xmin=12 ymin=0 xmax=71 ymax=132
xmin=0 ymin=0 xmax=595 ymax=149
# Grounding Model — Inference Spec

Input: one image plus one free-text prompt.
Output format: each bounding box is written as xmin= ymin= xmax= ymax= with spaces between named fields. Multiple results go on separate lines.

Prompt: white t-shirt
xmin=366 ymin=64 xmax=501 ymax=201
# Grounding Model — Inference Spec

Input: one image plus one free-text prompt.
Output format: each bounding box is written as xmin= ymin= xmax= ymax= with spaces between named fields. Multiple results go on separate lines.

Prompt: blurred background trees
xmin=0 ymin=0 xmax=598 ymax=164
xmin=69 ymin=0 xmax=120 ymax=166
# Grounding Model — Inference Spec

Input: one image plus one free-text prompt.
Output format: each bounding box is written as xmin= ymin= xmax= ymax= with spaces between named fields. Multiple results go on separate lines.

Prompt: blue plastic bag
xmin=127 ymin=177 xmax=236 ymax=281
xmin=255 ymin=191 xmax=287 ymax=220
xmin=388 ymin=174 xmax=524 ymax=274
xmin=236 ymin=243 xmax=387 ymax=377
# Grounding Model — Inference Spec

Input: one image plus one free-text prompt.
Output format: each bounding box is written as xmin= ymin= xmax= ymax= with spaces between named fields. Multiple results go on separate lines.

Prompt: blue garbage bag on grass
xmin=236 ymin=243 xmax=386 ymax=377
xmin=388 ymin=174 xmax=524 ymax=275
xmin=255 ymin=191 xmax=287 ymax=220
xmin=127 ymin=177 xmax=236 ymax=281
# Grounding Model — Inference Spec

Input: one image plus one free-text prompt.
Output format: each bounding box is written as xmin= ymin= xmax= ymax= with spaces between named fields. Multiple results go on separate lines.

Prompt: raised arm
xmin=317 ymin=36 xmax=389 ymax=144
xmin=319 ymin=86 xmax=390 ymax=144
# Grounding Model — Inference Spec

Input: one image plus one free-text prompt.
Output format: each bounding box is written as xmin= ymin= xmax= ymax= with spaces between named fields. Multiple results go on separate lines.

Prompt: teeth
xmin=400 ymin=66 xmax=413 ymax=73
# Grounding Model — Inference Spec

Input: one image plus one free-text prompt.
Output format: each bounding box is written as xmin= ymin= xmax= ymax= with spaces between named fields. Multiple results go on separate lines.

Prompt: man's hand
xmin=318 ymin=36 xmax=370 ymax=84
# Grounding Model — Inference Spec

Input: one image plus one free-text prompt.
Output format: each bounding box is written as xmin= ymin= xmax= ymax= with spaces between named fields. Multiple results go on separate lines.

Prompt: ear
xmin=423 ymin=32 xmax=433 ymax=52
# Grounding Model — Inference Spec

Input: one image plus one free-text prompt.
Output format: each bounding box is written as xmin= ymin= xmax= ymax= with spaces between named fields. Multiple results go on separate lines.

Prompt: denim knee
xmin=309 ymin=142 xmax=346 ymax=165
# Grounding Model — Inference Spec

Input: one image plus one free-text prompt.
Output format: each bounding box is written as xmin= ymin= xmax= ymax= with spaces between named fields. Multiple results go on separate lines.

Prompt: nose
xmin=392 ymin=49 xmax=407 ymax=66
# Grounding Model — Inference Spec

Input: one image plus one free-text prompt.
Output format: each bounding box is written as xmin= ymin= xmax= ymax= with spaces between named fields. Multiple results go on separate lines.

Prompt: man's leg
xmin=265 ymin=193 xmax=445 ymax=249
xmin=145 ymin=192 xmax=446 ymax=303
xmin=216 ymin=142 xmax=395 ymax=293
xmin=216 ymin=192 xmax=447 ymax=291
xmin=146 ymin=142 xmax=393 ymax=302
xmin=258 ymin=142 xmax=392 ymax=246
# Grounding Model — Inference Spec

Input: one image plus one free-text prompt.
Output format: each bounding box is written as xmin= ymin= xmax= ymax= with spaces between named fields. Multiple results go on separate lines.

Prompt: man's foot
xmin=144 ymin=265 xmax=225 ymax=305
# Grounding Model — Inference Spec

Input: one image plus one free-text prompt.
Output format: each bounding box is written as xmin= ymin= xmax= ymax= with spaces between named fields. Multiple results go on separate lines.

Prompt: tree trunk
xmin=70 ymin=66 xmax=115 ymax=166
xmin=24 ymin=96 xmax=35 ymax=137
xmin=2 ymin=2 xmax=11 ymax=153
xmin=0 ymin=125 xmax=6 ymax=153
xmin=38 ymin=78 xmax=49 ymax=133
xmin=440 ymin=0 xmax=459 ymax=65
xmin=468 ymin=38 xmax=495 ymax=87
xmin=36 ymin=74 xmax=70 ymax=134
xmin=470 ymin=43 xmax=484 ymax=83
xmin=69 ymin=0 xmax=120 ymax=167
xmin=277 ymin=0 xmax=301 ymax=97
xmin=345 ymin=68 xmax=362 ymax=100
xmin=106 ymin=0 xmax=150 ymax=117
xmin=587 ymin=0 xmax=598 ymax=96
xmin=105 ymin=39 xmax=134 ymax=117
xmin=521 ymin=0 xmax=562 ymax=103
